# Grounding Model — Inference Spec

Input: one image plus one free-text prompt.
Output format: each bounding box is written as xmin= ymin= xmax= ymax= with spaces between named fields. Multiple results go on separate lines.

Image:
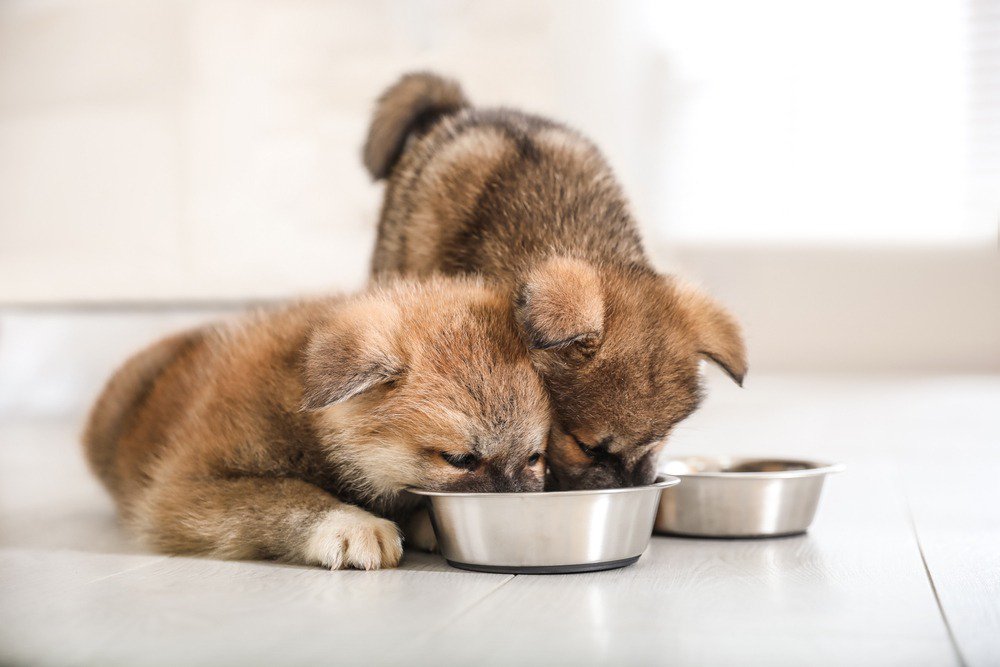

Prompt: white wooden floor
xmin=1 ymin=375 xmax=998 ymax=667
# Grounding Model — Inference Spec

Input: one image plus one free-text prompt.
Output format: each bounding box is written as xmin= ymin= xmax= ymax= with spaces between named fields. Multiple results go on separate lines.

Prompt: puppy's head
xmin=517 ymin=257 xmax=747 ymax=490
xmin=302 ymin=278 xmax=551 ymax=506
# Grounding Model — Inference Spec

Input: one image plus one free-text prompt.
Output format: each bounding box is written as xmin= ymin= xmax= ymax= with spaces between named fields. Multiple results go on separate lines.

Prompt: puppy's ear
xmin=672 ymin=280 xmax=748 ymax=386
xmin=302 ymin=298 xmax=405 ymax=410
xmin=516 ymin=257 xmax=604 ymax=350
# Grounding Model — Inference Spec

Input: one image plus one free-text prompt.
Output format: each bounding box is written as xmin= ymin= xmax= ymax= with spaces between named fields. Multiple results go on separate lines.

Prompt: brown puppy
xmin=83 ymin=278 xmax=550 ymax=569
xmin=364 ymin=72 xmax=747 ymax=490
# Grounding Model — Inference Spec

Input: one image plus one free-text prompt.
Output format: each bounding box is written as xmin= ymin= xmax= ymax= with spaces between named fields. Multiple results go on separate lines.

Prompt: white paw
xmin=304 ymin=506 xmax=403 ymax=570
xmin=404 ymin=508 xmax=438 ymax=553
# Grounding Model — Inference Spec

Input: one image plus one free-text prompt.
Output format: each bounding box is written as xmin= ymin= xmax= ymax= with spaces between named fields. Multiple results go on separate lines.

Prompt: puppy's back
xmin=82 ymin=300 xmax=336 ymax=510
xmin=366 ymin=72 xmax=647 ymax=279
xmin=82 ymin=330 xmax=204 ymax=501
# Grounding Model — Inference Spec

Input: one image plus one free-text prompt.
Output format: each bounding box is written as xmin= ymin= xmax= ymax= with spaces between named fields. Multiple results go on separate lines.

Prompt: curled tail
xmin=362 ymin=71 xmax=469 ymax=180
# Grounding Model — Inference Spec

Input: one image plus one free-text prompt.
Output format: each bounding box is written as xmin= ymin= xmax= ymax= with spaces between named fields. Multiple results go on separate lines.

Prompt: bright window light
xmin=628 ymin=0 xmax=996 ymax=245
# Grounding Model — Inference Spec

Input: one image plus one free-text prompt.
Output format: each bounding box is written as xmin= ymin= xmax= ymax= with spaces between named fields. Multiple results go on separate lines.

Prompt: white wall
xmin=1 ymin=0 xmax=997 ymax=390
xmin=663 ymin=245 xmax=1000 ymax=374
xmin=1 ymin=0 xmax=639 ymax=302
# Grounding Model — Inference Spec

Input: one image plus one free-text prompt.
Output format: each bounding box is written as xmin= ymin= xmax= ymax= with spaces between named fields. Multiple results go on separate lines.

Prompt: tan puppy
xmin=83 ymin=278 xmax=550 ymax=569
xmin=364 ymin=72 xmax=747 ymax=490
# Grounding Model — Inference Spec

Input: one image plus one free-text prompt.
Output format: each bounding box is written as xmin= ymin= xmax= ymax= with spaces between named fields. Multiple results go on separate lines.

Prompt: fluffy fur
xmin=364 ymin=72 xmax=748 ymax=490
xmin=83 ymin=278 xmax=550 ymax=569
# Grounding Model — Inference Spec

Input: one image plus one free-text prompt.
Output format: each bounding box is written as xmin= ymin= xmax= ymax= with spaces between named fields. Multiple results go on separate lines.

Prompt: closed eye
xmin=570 ymin=433 xmax=611 ymax=460
xmin=573 ymin=435 xmax=596 ymax=458
xmin=441 ymin=451 xmax=479 ymax=470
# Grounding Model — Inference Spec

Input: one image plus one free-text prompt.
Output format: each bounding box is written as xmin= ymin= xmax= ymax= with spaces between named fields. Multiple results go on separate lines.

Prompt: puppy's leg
xmin=138 ymin=476 xmax=403 ymax=570
xmin=403 ymin=507 xmax=438 ymax=553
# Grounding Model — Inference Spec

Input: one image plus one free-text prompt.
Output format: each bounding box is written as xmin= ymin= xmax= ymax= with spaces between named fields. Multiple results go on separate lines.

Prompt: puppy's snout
xmin=485 ymin=463 xmax=543 ymax=493
xmin=626 ymin=456 xmax=657 ymax=487
xmin=610 ymin=448 xmax=658 ymax=488
xmin=601 ymin=459 xmax=654 ymax=489
xmin=564 ymin=453 xmax=657 ymax=490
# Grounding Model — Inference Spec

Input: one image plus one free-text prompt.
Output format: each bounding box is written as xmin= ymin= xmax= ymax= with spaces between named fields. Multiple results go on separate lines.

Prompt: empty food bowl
xmin=409 ymin=476 xmax=679 ymax=574
xmin=655 ymin=456 xmax=845 ymax=538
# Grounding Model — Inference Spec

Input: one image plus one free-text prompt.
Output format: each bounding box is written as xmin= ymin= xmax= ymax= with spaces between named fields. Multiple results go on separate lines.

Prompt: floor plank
xmin=0 ymin=421 xmax=515 ymax=667
xmin=1 ymin=552 xmax=511 ymax=667
xmin=904 ymin=450 xmax=1000 ymax=667
xmin=2 ymin=376 xmax=998 ymax=665
xmin=403 ymin=458 xmax=958 ymax=667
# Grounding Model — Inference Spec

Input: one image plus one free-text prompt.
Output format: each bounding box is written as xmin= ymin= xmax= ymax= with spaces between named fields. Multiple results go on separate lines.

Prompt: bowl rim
xmin=659 ymin=455 xmax=846 ymax=479
xmin=407 ymin=474 xmax=680 ymax=498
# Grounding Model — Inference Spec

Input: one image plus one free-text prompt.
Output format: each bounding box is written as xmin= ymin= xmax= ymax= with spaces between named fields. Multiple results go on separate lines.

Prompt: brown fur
xmin=364 ymin=72 xmax=748 ymax=489
xmin=83 ymin=278 xmax=550 ymax=569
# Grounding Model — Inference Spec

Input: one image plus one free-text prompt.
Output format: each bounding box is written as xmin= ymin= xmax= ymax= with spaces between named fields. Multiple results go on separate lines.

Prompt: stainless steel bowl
xmin=409 ymin=476 xmax=679 ymax=574
xmin=655 ymin=456 xmax=845 ymax=538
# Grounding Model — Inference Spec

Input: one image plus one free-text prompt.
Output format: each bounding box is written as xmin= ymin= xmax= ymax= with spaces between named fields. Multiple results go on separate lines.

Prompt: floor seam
xmin=901 ymin=471 xmax=968 ymax=667
xmin=422 ymin=574 xmax=516 ymax=637
xmin=80 ymin=555 xmax=172 ymax=587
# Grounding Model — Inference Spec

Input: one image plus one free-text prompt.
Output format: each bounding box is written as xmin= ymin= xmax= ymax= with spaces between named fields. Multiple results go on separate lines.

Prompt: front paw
xmin=305 ymin=506 xmax=403 ymax=570
xmin=404 ymin=508 xmax=438 ymax=553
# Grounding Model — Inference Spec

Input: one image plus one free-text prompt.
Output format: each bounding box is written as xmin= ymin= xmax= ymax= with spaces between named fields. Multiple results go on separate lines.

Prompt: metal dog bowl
xmin=655 ymin=456 xmax=845 ymax=538
xmin=409 ymin=476 xmax=679 ymax=574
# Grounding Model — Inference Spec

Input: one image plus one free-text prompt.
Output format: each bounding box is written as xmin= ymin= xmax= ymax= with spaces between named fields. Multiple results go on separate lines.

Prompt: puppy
xmin=83 ymin=278 xmax=550 ymax=569
xmin=363 ymin=72 xmax=747 ymax=490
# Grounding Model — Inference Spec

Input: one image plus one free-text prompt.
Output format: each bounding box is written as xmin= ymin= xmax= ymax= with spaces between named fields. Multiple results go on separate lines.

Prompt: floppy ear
xmin=515 ymin=257 xmax=604 ymax=350
xmin=301 ymin=298 xmax=405 ymax=410
xmin=672 ymin=280 xmax=748 ymax=386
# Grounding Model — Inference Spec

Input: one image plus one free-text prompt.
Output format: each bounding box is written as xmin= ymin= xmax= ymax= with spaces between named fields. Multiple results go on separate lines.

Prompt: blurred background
xmin=1 ymin=0 xmax=998 ymax=423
